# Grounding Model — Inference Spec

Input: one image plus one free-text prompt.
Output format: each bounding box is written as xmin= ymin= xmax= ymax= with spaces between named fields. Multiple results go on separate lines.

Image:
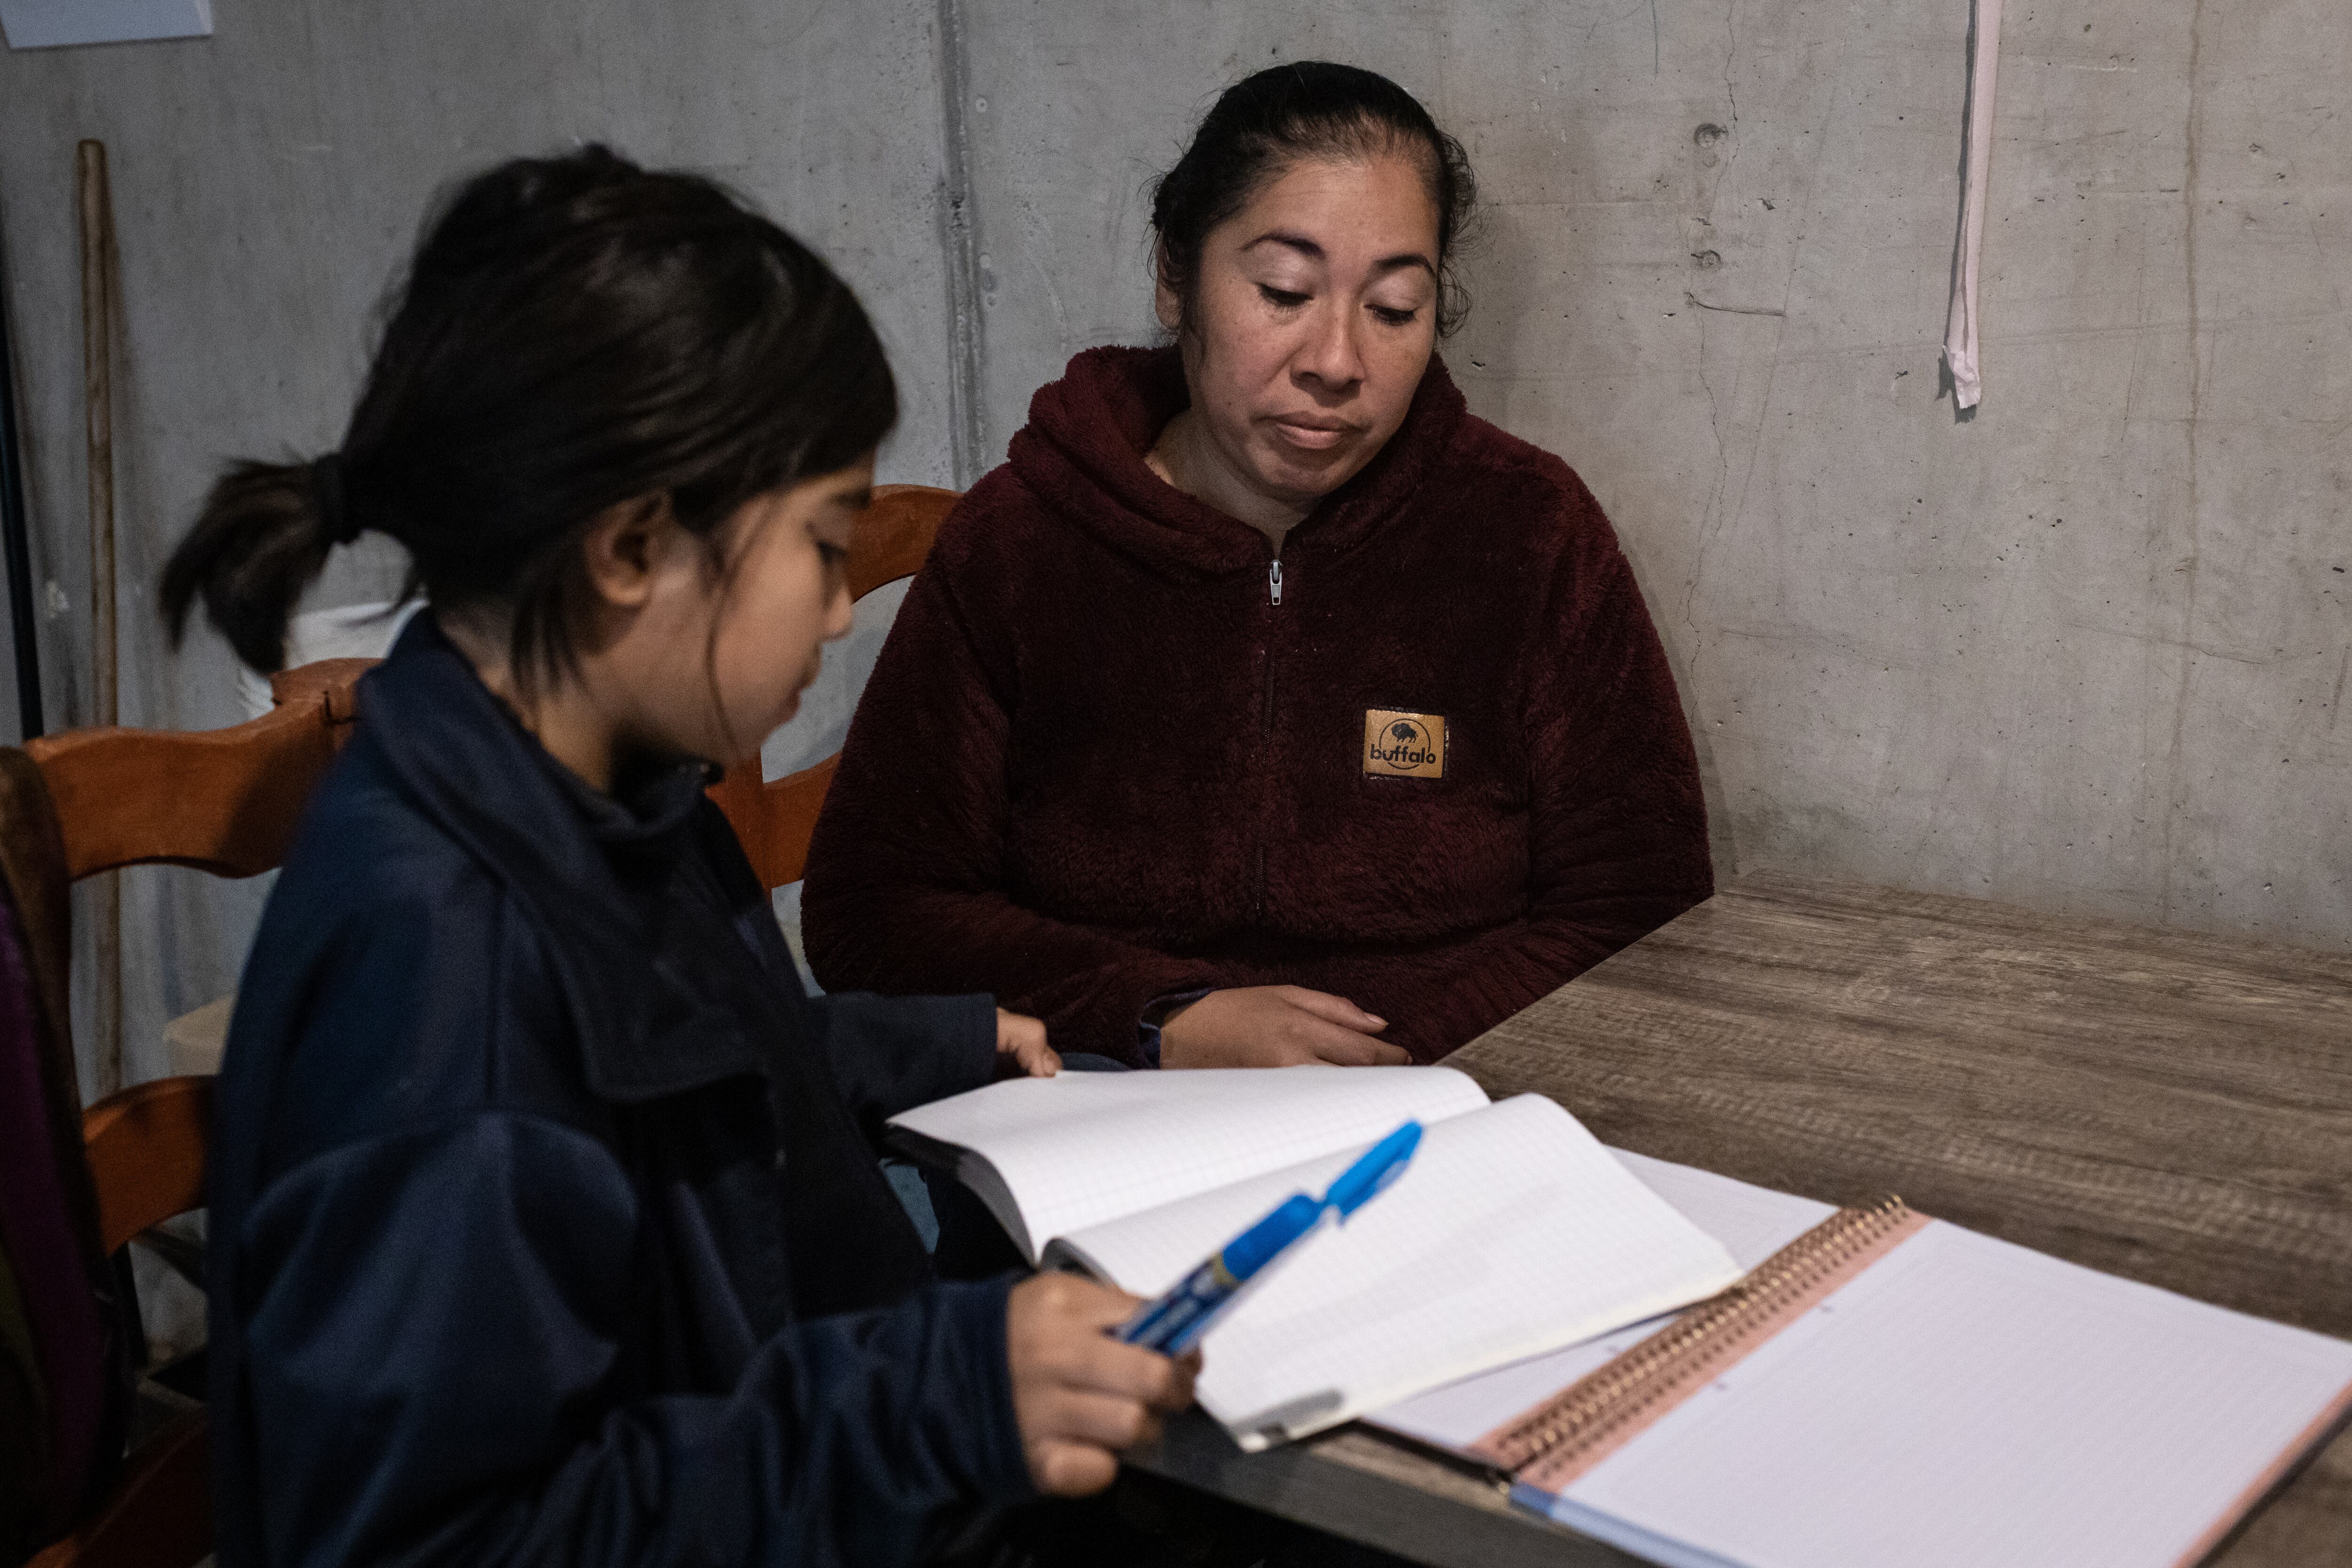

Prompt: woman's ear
xmin=1152 ymin=241 xmax=1185 ymax=334
xmin=579 ymin=494 xmax=674 ymax=610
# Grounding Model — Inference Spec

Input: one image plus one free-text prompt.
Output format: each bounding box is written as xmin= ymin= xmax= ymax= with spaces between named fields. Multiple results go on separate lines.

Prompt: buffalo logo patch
xmin=1363 ymin=709 xmax=1446 ymax=779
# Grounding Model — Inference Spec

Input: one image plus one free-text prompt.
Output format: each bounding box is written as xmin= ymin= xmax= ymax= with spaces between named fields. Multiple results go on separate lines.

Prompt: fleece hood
xmin=1003 ymin=344 xmax=1469 ymax=579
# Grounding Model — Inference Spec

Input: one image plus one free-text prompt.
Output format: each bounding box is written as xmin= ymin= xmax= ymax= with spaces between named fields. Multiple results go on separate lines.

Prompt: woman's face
xmin=1159 ymin=150 xmax=1441 ymax=513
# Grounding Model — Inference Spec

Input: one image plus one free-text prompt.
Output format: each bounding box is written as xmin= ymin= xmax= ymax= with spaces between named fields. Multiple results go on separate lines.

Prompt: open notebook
xmin=886 ymin=1067 xmax=1741 ymax=1448
xmin=1373 ymin=1156 xmax=2352 ymax=1568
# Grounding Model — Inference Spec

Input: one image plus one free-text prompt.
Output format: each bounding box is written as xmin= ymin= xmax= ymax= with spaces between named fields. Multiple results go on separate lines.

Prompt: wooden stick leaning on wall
xmin=78 ymin=139 xmax=121 ymax=1100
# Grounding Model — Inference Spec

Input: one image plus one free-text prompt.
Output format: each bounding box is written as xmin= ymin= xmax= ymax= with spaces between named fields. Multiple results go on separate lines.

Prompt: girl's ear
xmin=579 ymin=494 xmax=675 ymax=609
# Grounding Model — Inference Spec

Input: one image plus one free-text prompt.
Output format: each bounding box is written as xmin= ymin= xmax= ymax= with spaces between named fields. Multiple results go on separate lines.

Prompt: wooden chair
xmin=3 ymin=658 xmax=367 ymax=1568
xmin=707 ymin=483 xmax=958 ymax=889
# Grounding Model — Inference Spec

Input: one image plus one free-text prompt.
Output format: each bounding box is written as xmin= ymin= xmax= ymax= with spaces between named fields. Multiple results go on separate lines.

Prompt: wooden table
xmin=1127 ymin=871 xmax=2352 ymax=1566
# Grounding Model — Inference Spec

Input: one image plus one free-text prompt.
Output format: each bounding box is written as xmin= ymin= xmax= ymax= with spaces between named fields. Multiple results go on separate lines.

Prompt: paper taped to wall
xmin=1 ymin=0 xmax=211 ymax=51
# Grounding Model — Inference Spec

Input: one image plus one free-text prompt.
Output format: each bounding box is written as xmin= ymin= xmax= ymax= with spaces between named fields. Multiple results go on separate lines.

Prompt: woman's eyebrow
xmin=1368 ymin=253 xmax=1437 ymax=279
xmin=1240 ymin=232 xmax=1434 ymax=277
xmin=1242 ymin=230 xmax=1325 ymax=261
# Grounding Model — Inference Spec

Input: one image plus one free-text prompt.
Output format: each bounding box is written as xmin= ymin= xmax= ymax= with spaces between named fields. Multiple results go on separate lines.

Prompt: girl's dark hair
xmin=163 ymin=144 xmax=896 ymax=679
xmin=1149 ymin=61 xmax=1478 ymax=337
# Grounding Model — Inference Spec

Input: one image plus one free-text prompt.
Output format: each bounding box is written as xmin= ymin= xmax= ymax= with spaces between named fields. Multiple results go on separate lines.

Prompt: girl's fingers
xmin=1025 ymin=1272 xmax=1144 ymax=1332
xmin=995 ymin=1010 xmax=1058 ymax=1074
xmin=1037 ymin=1386 xmax=1165 ymax=1449
xmin=1051 ymin=1332 xmax=1194 ymax=1409
xmin=1027 ymin=1439 xmax=1119 ymax=1498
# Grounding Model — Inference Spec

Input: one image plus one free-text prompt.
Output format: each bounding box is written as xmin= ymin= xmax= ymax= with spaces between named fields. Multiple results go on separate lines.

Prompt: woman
xmin=804 ymin=63 xmax=1713 ymax=1069
xmin=170 ymin=149 xmax=1190 ymax=1568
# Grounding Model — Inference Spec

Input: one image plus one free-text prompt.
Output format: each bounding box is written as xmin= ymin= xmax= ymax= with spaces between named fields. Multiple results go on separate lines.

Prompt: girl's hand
xmin=996 ymin=1008 xmax=1060 ymax=1077
xmin=1006 ymin=1273 xmax=1199 ymax=1495
xmin=1159 ymin=986 xmax=1407 ymax=1069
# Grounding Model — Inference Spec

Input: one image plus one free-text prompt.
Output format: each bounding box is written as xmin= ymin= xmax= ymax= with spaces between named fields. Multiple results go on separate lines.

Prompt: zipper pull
xmin=1268 ymin=559 xmax=1284 ymax=606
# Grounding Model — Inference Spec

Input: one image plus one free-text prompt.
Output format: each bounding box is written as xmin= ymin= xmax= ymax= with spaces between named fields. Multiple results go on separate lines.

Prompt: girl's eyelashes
xmin=1257 ymin=284 xmax=1310 ymax=309
xmin=1370 ymin=304 xmax=1421 ymax=326
xmin=816 ymin=540 xmax=850 ymax=568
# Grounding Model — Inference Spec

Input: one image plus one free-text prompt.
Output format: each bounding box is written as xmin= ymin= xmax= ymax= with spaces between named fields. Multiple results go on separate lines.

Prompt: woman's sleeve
xmin=234 ymin=1111 xmax=1030 ymax=1568
xmin=1278 ymin=517 xmax=1716 ymax=1061
xmin=802 ymin=551 xmax=1223 ymax=1064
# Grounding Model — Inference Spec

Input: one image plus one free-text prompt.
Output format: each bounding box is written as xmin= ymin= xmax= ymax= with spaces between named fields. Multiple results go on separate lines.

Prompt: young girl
xmin=166 ymin=148 xmax=1189 ymax=1568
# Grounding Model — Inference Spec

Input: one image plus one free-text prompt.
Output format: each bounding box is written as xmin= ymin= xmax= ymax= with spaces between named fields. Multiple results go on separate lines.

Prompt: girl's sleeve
xmin=1271 ymin=513 xmax=1716 ymax=1061
xmin=801 ymin=548 xmax=1222 ymax=1065
xmin=234 ymin=1111 xmax=1030 ymax=1568
xmin=807 ymin=990 xmax=998 ymax=1131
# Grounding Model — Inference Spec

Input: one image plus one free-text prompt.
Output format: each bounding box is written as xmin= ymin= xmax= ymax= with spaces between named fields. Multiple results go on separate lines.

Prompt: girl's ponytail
xmin=161 ymin=455 xmax=355 ymax=673
xmin=159 ymin=145 xmax=897 ymax=686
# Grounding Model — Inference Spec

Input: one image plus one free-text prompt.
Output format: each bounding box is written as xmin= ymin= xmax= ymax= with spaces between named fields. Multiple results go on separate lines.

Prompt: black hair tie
xmin=310 ymin=452 xmax=361 ymax=546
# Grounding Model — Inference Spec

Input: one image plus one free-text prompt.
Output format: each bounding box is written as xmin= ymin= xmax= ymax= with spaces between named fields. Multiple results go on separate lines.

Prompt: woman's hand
xmin=1159 ymin=986 xmax=1408 ymax=1069
xmin=997 ymin=1008 xmax=1060 ymax=1077
xmin=1007 ymin=1273 xmax=1198 ymax=1495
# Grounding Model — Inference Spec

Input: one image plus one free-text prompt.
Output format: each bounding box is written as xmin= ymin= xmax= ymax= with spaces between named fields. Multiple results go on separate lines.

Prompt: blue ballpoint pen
xmin=1117 ymin=1119 xmax=1423 ymax=1355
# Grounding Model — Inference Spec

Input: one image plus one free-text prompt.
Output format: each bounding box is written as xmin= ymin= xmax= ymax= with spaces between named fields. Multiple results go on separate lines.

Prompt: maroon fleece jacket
xmin=803 ymin=346 xmax=1713 ymax=1065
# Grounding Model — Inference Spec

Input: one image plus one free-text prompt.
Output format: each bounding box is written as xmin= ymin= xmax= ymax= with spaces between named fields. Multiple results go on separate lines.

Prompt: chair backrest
xmin=23 ymin=658 xmax=370 ymax=880
xmin=708 ymin=483 xmax=959 ymax=889
xmin=0 ymin=659 xmax=366 ymax=1568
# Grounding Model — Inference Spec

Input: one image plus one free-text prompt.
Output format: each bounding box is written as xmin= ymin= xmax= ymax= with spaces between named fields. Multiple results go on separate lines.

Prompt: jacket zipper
xmin=1263 ymin=540 xmax=1285 ymax=733
xmin=1257 ymin=545 xmax=1285 ymax=921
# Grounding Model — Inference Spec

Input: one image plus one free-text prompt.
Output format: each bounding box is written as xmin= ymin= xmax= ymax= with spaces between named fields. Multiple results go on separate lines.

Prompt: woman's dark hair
xmin=1149 ymin=61 xmax=1478 ymax=337
xmin=163 ymin=144 xmax=897 ymax=680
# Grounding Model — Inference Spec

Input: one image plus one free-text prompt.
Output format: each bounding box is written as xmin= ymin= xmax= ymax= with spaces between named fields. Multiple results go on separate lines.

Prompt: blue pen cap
xmin=1222 ymin=1194 xmax=1326 ymax=1280
xmin=1323 ymin=1120 xmax=1422 ymax=1220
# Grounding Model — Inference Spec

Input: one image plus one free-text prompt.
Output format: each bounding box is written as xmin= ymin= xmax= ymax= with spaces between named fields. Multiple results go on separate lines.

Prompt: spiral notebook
xmin=1370 ymin=1159 xmax=2352 ymax=1568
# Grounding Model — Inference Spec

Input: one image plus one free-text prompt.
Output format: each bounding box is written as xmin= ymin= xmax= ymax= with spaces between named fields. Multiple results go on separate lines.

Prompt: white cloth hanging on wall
xmin=1943 ymin=0 xmax=2003 ymax=410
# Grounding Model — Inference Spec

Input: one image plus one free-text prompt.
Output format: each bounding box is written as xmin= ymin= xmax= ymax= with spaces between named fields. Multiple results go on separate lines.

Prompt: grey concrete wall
xmin=0 ymin=0 xmax=2345 ymax=1097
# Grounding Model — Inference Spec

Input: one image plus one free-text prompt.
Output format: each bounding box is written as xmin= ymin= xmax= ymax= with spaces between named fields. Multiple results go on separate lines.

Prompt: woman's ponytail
xmin=160 ymin=456 xmax=350 ymax=673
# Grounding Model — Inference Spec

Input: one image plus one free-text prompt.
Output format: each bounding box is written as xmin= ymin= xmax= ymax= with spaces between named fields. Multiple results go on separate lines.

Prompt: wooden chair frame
xmin=16 ymin=659 xmax=367 ymax=1568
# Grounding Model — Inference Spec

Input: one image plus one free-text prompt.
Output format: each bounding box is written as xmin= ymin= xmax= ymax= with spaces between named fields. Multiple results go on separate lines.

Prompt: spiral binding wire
xmin=1486 ymin=1195 xmax=1914 ymax=1480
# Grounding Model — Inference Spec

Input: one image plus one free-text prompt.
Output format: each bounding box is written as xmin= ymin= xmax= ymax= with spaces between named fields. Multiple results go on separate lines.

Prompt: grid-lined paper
xmin=888 ymin=1065 xmax=1489 ymax=1259
xmin=1049 ymin=1095 xmax=1742 ymax=1448
xmin=1367 ymin=1152 xmax=1836 ymax=1455
xmin=1552 ymin=1222 xmax=2352 ymax=1568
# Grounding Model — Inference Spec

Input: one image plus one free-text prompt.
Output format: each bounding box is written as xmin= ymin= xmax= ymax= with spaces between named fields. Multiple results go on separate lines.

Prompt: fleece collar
xmin=357 ymin=614 xmax=764 ymax=1102
xmin=1006 ymin=344 xmax=1467 ymax=580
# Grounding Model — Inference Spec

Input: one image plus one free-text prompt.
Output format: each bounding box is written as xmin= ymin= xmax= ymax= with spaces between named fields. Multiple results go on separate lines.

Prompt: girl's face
xmin=617 ymin=457 xmax=873 ymax=769
xmin=1158 ymin=150 xmax=1441 ymax=514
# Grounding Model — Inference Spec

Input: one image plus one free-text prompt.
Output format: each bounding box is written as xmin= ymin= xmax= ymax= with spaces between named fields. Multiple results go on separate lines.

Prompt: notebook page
xmin=887 ymin=1065 xmax=1488 ymax=1260
xmin=1058 ymin=1095 xmax=1742 ymax=1449
xmin=1608 ymin=1151 xmax=1839 ymax=1272
xmin=1553 ymin=1221 xmax=2352 ymax=1568
xmin=1368 ymin=1153 xmax=1835 ymax=1454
